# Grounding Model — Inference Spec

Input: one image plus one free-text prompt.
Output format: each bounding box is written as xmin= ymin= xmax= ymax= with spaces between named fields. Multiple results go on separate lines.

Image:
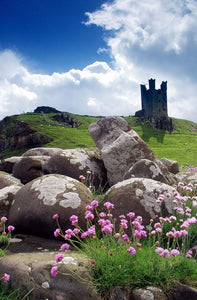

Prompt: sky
xmin=0 ymin=0 xmax=197 ymax=122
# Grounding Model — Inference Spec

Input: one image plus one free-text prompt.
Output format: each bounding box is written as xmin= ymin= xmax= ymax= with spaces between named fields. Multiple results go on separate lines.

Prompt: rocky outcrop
xmin=8 ymin=174 xmax=93 ymax=238
xmin=89 ymin=117 xmax=174 ymax=186
xmin=0 ymin=116 xmax=52 ymax=153
xmin=34 ymin=106 xmax=61 ymax=114
xmin=50 ymin=112 xmax=81 ymax=128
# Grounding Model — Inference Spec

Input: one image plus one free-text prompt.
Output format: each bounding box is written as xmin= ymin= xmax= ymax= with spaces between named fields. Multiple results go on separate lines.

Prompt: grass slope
xmin=1 ymin=113 xmax=197 ymax=167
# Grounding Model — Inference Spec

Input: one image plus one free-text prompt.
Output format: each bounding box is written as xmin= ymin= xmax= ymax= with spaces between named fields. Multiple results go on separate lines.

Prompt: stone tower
xmin=135 ymin=79 xmax=172 ymax=131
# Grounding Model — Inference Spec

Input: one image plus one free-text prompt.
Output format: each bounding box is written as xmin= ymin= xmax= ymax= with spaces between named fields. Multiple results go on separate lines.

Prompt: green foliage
xmin=0 ymin=285 xmax=23 ymax=300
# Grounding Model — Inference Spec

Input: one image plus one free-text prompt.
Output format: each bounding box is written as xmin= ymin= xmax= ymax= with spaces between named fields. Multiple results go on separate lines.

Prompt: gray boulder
xmin=131 ymin=286 xmax=168 ymax=300
xmin=161 ymin=157 xmax=179 ymax=174
xmin=0 ymin=171 xmax=22 ymax=188
xmin=44 ymin=148 xmax=108 ymax=189
xmin=8 ymin=174 xmax=93 ymax=238
xmin=124 ymin=159 xmax=173 ymax=184
xmin=12 ymin=156 xmax=44 ymax=184
xmin=101 ymin=178 xmax=174 ymax=227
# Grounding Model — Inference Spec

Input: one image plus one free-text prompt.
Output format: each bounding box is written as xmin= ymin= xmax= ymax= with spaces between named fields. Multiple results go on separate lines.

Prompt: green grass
xmin=1 ymin=113 xmax=197 ymax=167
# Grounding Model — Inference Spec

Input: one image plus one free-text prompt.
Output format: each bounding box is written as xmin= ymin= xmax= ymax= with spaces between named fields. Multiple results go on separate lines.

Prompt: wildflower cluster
xmin=51 ymin=180 xmax=197 ymax=294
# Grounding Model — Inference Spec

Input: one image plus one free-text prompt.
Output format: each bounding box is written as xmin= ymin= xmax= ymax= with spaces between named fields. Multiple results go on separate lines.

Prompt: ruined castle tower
xmin=135 ymin=79 xmax=173 ymax=131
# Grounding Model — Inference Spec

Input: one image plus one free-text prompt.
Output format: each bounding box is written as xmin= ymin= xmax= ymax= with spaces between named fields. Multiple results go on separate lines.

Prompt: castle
xmin=135 ymin=79 xmax=173 ymax=131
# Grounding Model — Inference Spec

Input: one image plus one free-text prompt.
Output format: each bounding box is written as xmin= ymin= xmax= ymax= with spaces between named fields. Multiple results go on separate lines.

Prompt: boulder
xmin=44 ymin=148 xmax=108 ymax=189
xmin=0 ymin=156 xmax=22 ymax=173
xmin=12 ymin=156 xmax=44 ymax=184
xmin=124 ymin=159 xmax=173 ymax=184
xmin=89 ymin=117 xmax=174 ymax=186
xmin=88 ymin=116 xmax=131 ymax=149
xmin=175 ymin=171 xmax=197 ymax=185
xmin=131 ymin=286 xmax=168 ymax=300
xmin=0 ymin=235 xmax=100 ymax=300
xmin=101 ymin=178 xmax=174 ymax=227
xmin=22 ymin=147 xmax=63 ymax=157
xmin=0 ymin=185 xmax=22 ymax=219
xmin=160 ymin=157 xmax=179 ymax=174
xmin=0 ymin=172 xmax=22 ymax=188
xmin=8 ymin=174 xmax=93 ymax=238
xmin=171 ymin=283 xmax=197 ymax=300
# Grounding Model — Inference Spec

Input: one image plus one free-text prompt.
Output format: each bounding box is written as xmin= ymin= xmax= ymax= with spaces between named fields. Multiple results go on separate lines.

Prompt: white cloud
xmin=0 ymin=0 xmax=197 ymax=123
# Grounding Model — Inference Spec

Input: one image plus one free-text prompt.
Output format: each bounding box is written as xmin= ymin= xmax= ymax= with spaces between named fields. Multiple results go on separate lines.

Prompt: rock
xmin=89 ymin=117 xmax=174 ymax=186
xmin=44 ymin=148 xmax=108 ymax=189
xmin=175 ymin=171 xmax=197 ymax=185
xmin=0 ymin=172 xmax=22 ymax=188
xmin=171 ymin=283 xmax=197 ymax=300
xmin=8 ymin=174 xmax=93 ymax=238
xmin=88 ymin=116 xmax=131 ymax=149
xmin=12 ymin=156 xmax=44 ymax=184
xmin=0 ymin=185 xmax=22 ymax=219
xmin=0 ymin=156 xmax=22 ymax=173
xmin=50 ymin=112 xmax=81 ymax=128
xmin=101 ymin=178 xmax=174 ymax=227
xmin=22 ymin=147 xmax=63 ymax=157
xmin=132 ymin=286 xmax=168 ymax=300
xmin=160 ymin=158 xmax=179 ymax=174
xmin=0 ymin=235 xmax=100 ymax=300
xmin=124 ymin=159 xmax=172 ymax=184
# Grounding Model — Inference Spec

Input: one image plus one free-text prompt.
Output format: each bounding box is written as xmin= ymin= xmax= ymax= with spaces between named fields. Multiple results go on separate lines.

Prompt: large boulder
xmin=8 ymin=174 xmax=93 ymax=238
xmin=175 ymin=171 xmax=197 ymax=185
xmin=0 ymin=171 xmax=22 ymax=188
xmin=44 ymin=148 xmax=108 ymax=189
xmin=89 ymin=117 xmax=174 ymax=186
xmin=124 ymin=159 xmax=173 ymax=184
xmin=101 ymin=178 xmax=174 ymax=227
xmin=12 ymin=156 xmax=44 ymax=184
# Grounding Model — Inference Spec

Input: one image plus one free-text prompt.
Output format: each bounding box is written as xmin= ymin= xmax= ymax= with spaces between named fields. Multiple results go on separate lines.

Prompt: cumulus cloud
xmin=0 ymin=0 xmax=197 ymax=122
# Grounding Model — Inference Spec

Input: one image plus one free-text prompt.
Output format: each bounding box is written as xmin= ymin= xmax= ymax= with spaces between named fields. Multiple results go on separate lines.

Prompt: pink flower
xmin=186 ymin=250 xmax=193 ymax=258
xmin=60 ymin=243 xmax=70 ymax=251
xmin=166 ymin=231 xmax=174 ymax=238
xmin=81 ymin=232 xmax=88 ymax=239
xmin=55 ymin=253 xmax=65 ymax=262
xmin=127 ymin=247 xmax=136 ymax=255
xmin=120 ymin=219 xmax=128 ymax=229
xmin=85 ymin=211 xmax=94 ymax=220
xmin=86 ymin=205 xmax=93 ymax=211
xmin=102 ymin=225 xmax=113 ymax=233
xmin=180 ymin=230 xmax=188 ymax=236
xmin=171 ymin=249 xmax=180 ymax=256
xmin=154 ymin=222 xmax=161 ymax=228
xmin=91 ymin=259 xmax=95 ymax=265
xmin=3 ymin=273 xmax=10 ymax=283
xmin=52 ymin=214 xmax=59 ymax=220
xmin=104 ymin=202 xmax=114 ymax=210
xmin=69 ymin=215 xmax=78 ymax=225
xmin=162 ymin=249 xmax=170 ymax=258
xmin=65 ymin=229 xmax=73 ymax=239
xmin=127 ymin=212 xmax=135 ymax=219
xmin=99 ymin=212 xmax=106 ymax=218
xmin=51 ymin=266 xmax=58 ymax=277
xmin=54 ymin=229 xmax=60 ymax=237
xmin=1 ymin=217 xmax=7 ymax=223
xmin=79 ymin=175 xmax=86 ymax=181
xmin=91 ymin=200 xmax=99 ymax=208
xmin=7 ymin=225 xmax=15 ymax=232
xmin=122 ymin=234 xmax=129 ymax=243
xmin=73 ymin=228 xmax=80 ymax=235
xmin=87 ymin=225 xmax=96 ymax=236
xmin=155 ymin=247 xmax=164 ymax=255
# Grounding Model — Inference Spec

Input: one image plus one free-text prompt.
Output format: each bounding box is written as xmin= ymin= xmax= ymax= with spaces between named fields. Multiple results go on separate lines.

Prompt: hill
xmin=0 ymin=112 xmax=196 ymax=167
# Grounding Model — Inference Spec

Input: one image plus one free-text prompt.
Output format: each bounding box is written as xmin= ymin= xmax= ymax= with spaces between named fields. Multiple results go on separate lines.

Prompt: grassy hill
xmin=1 ymin=112 xmax=197 ymax=167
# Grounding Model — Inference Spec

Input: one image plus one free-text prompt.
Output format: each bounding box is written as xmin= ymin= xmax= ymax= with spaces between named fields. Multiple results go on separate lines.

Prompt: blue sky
xmin=0 ymin=0 xmax=197 ymax=122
